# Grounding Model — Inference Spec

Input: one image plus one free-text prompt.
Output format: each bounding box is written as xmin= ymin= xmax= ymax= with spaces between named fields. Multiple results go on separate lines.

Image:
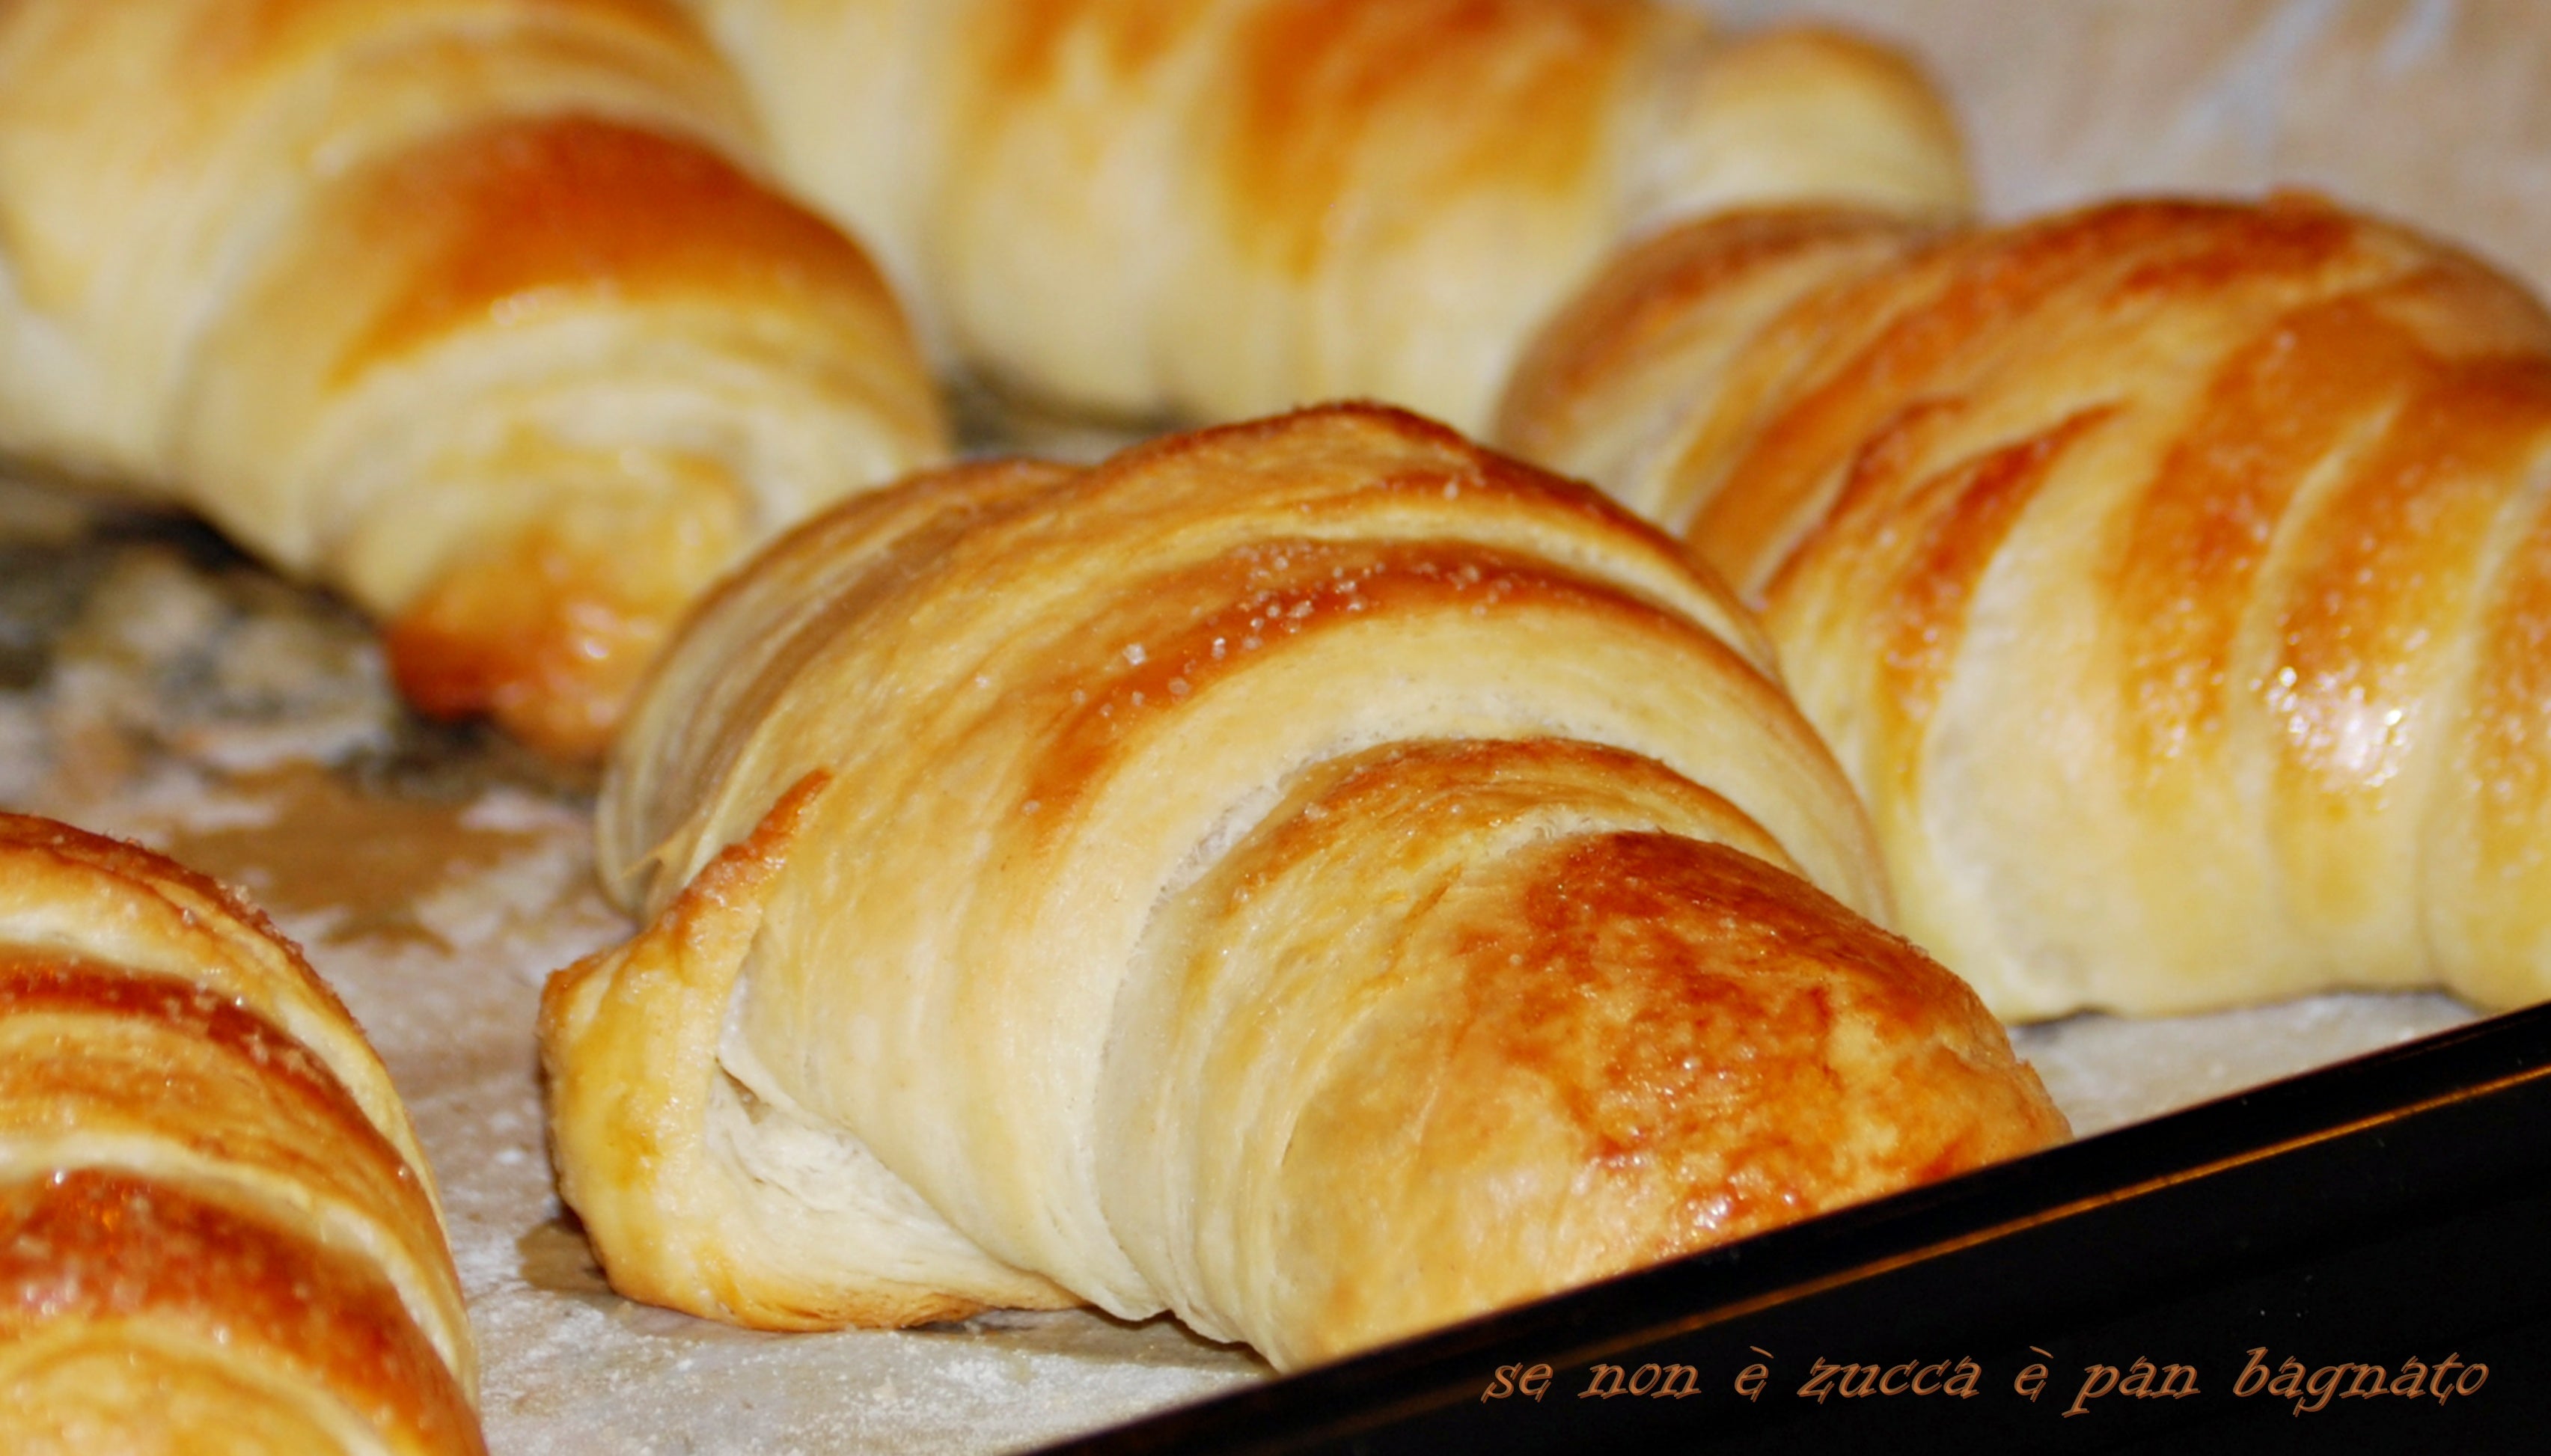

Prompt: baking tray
xmin=1042 ymin=1002 xmax=2551 ymax=1454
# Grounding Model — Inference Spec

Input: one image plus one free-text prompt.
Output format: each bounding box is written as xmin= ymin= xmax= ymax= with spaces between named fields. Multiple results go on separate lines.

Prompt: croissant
xmin=0 ymin=814 xmax=480 ymax=1453
xmin=1497 ymin=195 xmax=2551 ymax=1019
xmin=0 ymin=0 xmax=947 ymax=759
xmin=674 ymin=0 xmax=1970 ymax=435
xmin=539 ymin=402 xmax=2066 ymax=1370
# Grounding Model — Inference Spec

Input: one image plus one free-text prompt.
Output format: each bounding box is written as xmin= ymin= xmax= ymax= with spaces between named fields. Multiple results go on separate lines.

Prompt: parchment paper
xmin=3 ymin=2 xmax=2543 ymax=1452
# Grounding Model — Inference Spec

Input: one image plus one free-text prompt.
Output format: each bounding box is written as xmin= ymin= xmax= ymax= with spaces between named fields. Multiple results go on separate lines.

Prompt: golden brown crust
xmin=1693 ymin=199 xmax=2386 ymax=595
xmin=1494 ymin=206 xmax=1939 ymax=526
xmin=1110 ymin=732 xmax=2055 ymax=1365
xmin=0 ymin=813 xmax=480 ymax=1451
xmin=1500 ymin=194 xmax=2551 ymax=1016
xmin=0 ymin=958 xmax=437 ymax=1265
xmin=1216 ymin=0 xmax=1640 ymax=279
xmin=555 ymin=402 xmax=2065 ymax=1369
xmin=0 ymin=1171 xmax=483 ymax=1456
xmin=0 ymin=816 xmax=400 ymax=1120
xmin=1276 ymin=828 xmax=2060 ymax=1362
xmin=337 ymin=115 xmax=899 ymax=379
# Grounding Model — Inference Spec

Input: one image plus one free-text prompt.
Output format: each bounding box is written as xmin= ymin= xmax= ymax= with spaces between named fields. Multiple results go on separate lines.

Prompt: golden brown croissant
xmin=1497 ymin=195 xmax=2551 ymax=1018
xmin=540 ymin=403 xmax=2065 ymax=1370
xmin=0 ymin=814 xmax=480 ymax=1453
xmin=675 ymin=0 xmax=1970 ymax=433
xmin=0 ymin=0 xmax=947 ymax=759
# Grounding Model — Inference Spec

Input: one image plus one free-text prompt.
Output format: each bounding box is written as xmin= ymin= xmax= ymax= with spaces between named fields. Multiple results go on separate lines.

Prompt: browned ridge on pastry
xmin=0 ymin=814 xmax=482 ymax=1454
xmin=1498 ymin=194 xmax=2551 ymax=1018
xmin=540 ymin=402 xmax=2065 ymax=1370
xmin=0 ymin=0 xmax=947 ymax=759
xmin=679 ymin=0 xmax=1970 ymax=432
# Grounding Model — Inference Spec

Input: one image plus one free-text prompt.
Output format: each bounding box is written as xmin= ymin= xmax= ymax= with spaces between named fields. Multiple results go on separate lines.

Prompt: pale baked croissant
xmin=675 ymin=0 xmax=1970 ymax=434
xmin=540 ymin=403 xmax=2065 ymax=1370
xmin=0 ymin=0 xmax=947 ymax=759
xmin=0 ymin=814 xmax=480 ymax=1453
xmin=1497 ymin=195 xmax=2551 ymax=1018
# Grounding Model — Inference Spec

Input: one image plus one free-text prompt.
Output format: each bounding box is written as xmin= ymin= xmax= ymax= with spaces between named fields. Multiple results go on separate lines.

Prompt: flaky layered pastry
xmin=1498 ymin=195 xmax=2551 ymax=1018
xmin=0 ymin=0 xmax=947 ymax=759
xmin=676 ymin=0 xmax=1970 ymax=432
xmin=541 ymin=403 xmax=2065 ymax=1370
xmin=0 ymin=815 xmax=481 ymax=1455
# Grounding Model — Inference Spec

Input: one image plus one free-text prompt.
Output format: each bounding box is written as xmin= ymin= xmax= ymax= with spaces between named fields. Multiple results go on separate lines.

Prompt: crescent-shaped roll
xmin=0 ymin=0 xmax=947 ymax=759
xmin=540 ymin=403 xmax=2066 ymax=1370
xmin=673 ymin=0 xmax=1970 ymax=433
xmin=1497 ymin=195 xmax=2551 ymax=1018
xmin=0 ymin=814 xmax=481 ymax=1454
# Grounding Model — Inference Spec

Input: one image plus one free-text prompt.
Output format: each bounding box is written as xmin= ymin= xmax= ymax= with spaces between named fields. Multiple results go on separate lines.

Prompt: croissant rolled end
xmin=543 ymin=772 xmax=1057 ymax=1331
xmin=385 ymin=513 xmax=741 ymax=763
